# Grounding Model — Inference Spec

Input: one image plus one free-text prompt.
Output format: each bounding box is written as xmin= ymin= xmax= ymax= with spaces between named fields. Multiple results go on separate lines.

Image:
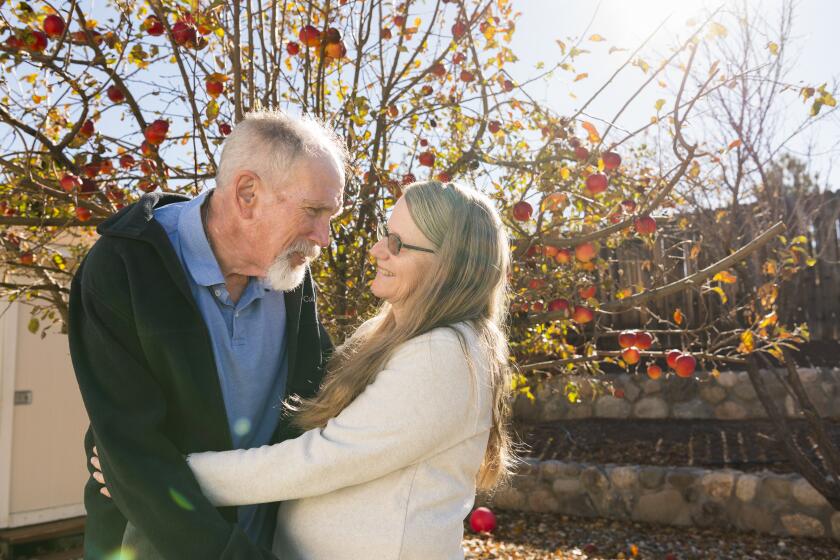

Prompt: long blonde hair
xmin=288 ymin=181 xmax=517 ymax=490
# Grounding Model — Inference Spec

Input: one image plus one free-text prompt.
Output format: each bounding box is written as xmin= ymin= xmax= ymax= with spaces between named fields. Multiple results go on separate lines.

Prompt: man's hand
xmin=90 ymin=446 xmax=111 ymax=499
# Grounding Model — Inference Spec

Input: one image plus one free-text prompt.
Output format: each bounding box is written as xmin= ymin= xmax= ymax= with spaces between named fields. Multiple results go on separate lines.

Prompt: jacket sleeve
xmin=68 ymin=247 xmax=277 ymax=560
xmin=186 ymin=329 xmax=491 ymax=507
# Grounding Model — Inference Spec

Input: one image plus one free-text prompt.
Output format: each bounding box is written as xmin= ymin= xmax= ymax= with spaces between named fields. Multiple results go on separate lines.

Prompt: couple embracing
xmin=69 ymin=110 xmax=517 ymax=559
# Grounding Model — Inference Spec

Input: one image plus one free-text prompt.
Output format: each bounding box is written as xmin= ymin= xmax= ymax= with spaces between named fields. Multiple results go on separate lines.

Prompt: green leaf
xmin=27 ymin=317 xmax=39 ymax=334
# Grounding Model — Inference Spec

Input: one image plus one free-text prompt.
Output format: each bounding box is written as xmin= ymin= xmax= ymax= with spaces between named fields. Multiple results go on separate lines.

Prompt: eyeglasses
xmin=376 ymin=223 xmax=436 ymax=256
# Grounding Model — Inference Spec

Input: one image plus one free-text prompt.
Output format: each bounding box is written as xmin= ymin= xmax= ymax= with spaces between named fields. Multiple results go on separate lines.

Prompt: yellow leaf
xmin=738 ymin=330 xmax=754 ymax=353
xmin=713 ymin=270 xmax=737 ymax=284
xmin=560 ymin=167 xmax=571 ymax=180
xmin=574 ymin=73 xmax=589 ymax=82
xmin=588 ymin=34 xmax=606 ymax=42
xmin=655 ymin=98 xmax=666 ymax=112
xmin=689 ymin=161 xmax=701 ymax=178
xmin=759 ymin=311 xmax=778 ymax=329
xmin=555 ymin=39 xmax=566 ymax=55
xmin=709 ymin=285 xmax=728 ymax=303
xmin=708 ymin=22 xmax=728 ymax=38
xmin=608 ymin=46 xmax=628 ymax=54
xmin=581 ymin=121 xmax=600 ymax=143
xmin=767 ymin=41 xmax=779 ymax=55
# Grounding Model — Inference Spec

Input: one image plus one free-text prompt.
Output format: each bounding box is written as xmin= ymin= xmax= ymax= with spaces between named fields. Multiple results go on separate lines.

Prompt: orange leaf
xmin=574 ymin=72 xmax=589 ymax=82
xmin=673 ymin=308 xmax=684 ymax=325
xmin=581 ymin=121 xmax=600 ymax=143
xmin=727 ymin=139 xmax=742 ymax=151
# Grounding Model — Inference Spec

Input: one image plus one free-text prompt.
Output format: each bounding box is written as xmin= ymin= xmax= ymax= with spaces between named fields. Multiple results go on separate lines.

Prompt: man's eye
xmin=304 ymin=207 xmax=318 ymax=216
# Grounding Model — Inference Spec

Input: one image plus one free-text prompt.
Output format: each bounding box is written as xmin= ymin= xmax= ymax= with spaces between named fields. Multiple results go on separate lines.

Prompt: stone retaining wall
xmin=485 ymin=459 xmax=840 ymax=541
xmin=514 ymin=367 xmax=840 ymax=422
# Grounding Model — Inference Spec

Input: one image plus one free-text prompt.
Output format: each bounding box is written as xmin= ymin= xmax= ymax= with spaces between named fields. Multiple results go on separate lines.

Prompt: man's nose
xmin=310 ymin=219 xmax=332 ymax=248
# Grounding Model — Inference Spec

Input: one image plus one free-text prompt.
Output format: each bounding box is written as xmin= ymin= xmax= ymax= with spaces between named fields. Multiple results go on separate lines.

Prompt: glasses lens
xmin=388 ymin=234 xmax=400 ymax=256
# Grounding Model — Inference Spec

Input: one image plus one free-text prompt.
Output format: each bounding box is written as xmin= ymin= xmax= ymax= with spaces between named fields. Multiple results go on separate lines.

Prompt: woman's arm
xmin=186 ymin=328 xmax=490 ymax=507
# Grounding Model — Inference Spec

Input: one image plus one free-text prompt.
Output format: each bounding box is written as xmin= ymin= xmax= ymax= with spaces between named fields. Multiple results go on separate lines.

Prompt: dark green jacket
xmin=68 ymin=192 xmax=333 ymax=559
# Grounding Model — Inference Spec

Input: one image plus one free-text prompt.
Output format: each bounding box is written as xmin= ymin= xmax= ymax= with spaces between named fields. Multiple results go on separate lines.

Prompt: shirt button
xmin=235 ymin=312 xmax=239 ymax=318
xmin=214 ymin=289 xmax=221 ymax=297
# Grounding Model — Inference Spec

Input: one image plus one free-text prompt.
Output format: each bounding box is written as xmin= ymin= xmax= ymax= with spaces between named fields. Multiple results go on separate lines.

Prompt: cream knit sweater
xmin=186 ymin=322 xmax=493 ymax=559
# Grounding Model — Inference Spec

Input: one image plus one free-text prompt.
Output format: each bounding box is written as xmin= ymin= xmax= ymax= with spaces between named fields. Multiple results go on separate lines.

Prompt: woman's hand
xmin=90 ymin=446 xmax=111 ymax=499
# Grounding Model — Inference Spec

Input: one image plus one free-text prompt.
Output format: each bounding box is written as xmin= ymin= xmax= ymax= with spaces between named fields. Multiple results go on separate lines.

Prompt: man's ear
xmin=233 ymin=171 xmax=259 ymax=219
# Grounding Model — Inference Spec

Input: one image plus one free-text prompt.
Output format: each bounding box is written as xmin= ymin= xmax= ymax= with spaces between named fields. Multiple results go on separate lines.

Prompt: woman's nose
xmin=370 ymin=237 xmax=389 ymax=260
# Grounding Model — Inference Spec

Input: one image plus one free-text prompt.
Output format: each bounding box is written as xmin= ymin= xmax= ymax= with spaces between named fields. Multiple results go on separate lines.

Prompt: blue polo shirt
xmin=153 ymin=189 xmax=289 ymax=548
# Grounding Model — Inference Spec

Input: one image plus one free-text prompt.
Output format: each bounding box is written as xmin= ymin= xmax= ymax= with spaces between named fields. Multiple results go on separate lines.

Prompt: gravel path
xmin=462 ymin=510 xmax=840 ymax=559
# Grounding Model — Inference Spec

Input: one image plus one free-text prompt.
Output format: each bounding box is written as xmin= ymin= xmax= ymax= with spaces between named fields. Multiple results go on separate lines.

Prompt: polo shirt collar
xmin=178 ymin=189 xmax=226 ymax=288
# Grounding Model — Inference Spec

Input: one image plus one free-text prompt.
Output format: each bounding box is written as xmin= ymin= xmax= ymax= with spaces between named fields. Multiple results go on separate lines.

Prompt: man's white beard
xmin=266 ymin=240 xmax=321 ymax=292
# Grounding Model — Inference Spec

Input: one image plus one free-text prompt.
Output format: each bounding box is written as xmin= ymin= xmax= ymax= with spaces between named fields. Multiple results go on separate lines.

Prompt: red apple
xmin=80 ymin=119 xmax=95 ymax=138
xmin=140 ymin=141 xmax=157 ymax=158
xmin=401 ymin=173 xmax=416 ymax=185
xmin=299 ymin=24 xmax=320 ymax=47
xmin=79 ymin=178 xmax=98 ymax=197
xmin=618 ymin=331 xmax=638 ymax=349
xmin=324 ymin=40 xmax=346 ymax=59
xmin=574 ymin=146 xmax=589 ymax=162
xmin=99 ymin=159 xmax=114 ymax=175
xmin=19 ymin=252 xmax=35 ymax=265
xmin=286 ymin=41 xmax=300 ymax=55
xmin=603 ymin=151 xmax=621 ymax=171
xmin=542 ymin=245 xmax=559 ymax=258
xmin=622 ymin=347 xmax=641 ymax=365
xmin=25 ymin=30 xmax=48 ymax=52
xmin=436 ymin=172 xmax=452 ymax=183
xmin=621 ymin=199 xmax=637 ymax=213
xmin=60 ymin=173 xmax=81 ymax=192
xmin=666 ymin=350 xmax=682 ymax=370
xmin=218 ymin=122 xmax=232 ymax=135
xmin=578 ymin=285 xmax=596 ymax=299
xmin=420 ymin=85 xmax=433 ymax=96
xmin=430 ymin=62 xmax=446 ymax=77
xmin=543 ymin=192 xmax=567 ymax=212
xmin=451 ymin=21 xmax=467 ymax=40
xmin=512 ymin=201 xmax=533 ymax=222
xmin=139 ymin=158 xmax=157 ymax=175
xmin=647 ymin=363 xmax=663 ymax=379
xmin=322 ymin=27 xmax=341 ymax=44
xmin=585 ymin=173 xmax=608 ymax=196
xmin=418 ymin=151 xmax=435 ymax=167
xmin=548 ymin=298 xmax=570 ymax=313
xmin=675 ymin=353 xmax=696 ymax=378
xmin=43 ymin=15 xmax=65 ymax=38
xmin=503 ymin=79 xmax=514 ymax=92
xmin=205 ymin=77 xmax=224 ymax=97
xmin=527 ymin=278 xmax=545 ymax=290
xmin=459 ymin=69 xmax=475 ymax=83
xmin=488 ymin=120 xmax=501 ymax=134
xmin=635 ymin=331 xmax=654 ymax=350
xmin=572 ymin=305 xmax=594 ymax=324
xmin=106 ymin=85 xmax=125 ymax=103
xmin=555 ymin=248 xmax=572 ymax=264
xmin=381 ymin=27 xmax=393 ymax=40
xmin=469 ymin=507 xmax=496 ymax=533
xmin=75 ymin=206 xmax=92 ymax=222
xmin=531 ymin=301 xmax=544 ymax=312
xmin=83 ymin=162 xmax=101 ymax=179
xmin=171 ymin=21 xmax=197 ymax=47
xmin=144 ymin=119 xmax=169 ymax=145
xmin=634 ymin=215 xmax=657 ymax=235
xmin=119 ymin=154 xmax=136 ymax=169
xmin=143 ymin=15 xmax=165 ymax=36
xmin=574 ymin=241 xmax=597 ymax=263
xmin=393 ymin=15 xmax=406 ymax=28
xmin=137 ymin=179 xmax=157 ymax=193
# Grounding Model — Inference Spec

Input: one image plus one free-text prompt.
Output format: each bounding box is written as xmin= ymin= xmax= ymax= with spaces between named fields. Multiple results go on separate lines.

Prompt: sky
xmin=507 ymin=0 xmax=840 ymax=190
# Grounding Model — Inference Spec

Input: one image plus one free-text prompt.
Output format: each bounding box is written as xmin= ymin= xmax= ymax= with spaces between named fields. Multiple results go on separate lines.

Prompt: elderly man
xmin=68 ymin=110 xmax=345 ymax=559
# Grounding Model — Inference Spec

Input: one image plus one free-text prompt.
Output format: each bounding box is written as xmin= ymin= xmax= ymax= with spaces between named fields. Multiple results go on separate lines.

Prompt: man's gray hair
xmin=216 ymin=110 xmax=348 ymax=190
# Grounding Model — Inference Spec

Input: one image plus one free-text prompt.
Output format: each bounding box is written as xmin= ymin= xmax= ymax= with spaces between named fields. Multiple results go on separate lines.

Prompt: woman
xmin=93 ymin=180 xmax=517 ymax=559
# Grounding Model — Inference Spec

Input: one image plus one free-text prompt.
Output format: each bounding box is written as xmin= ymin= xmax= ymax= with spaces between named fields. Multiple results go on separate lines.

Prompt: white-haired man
xmin=69 ymin=111 xmax=345 ymax=559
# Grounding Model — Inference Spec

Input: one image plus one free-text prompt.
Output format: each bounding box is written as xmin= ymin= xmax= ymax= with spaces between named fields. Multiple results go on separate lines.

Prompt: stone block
xmin=633 ymin=396 xmax=669 ymax=419
xmin=714 ymin=401 xmax=747 ymax=420
xmin=609 ymin=466 xmax=639 ymax=491
xmin=780 ymin=513 xmax=825 ymax=538
xmin=632 ymin=489 xmax=690 ymax=525
xmin=639 ymin=467 xmax=666 ymax=490
xmin=735 ymin=474 xmax=759 ymax=502
xmin=594 ymin=396 xmax=631 ymax=418
xmin=701 ymin=471 xmax=735 ymax=501
xmin=698 ymin=384 xmax=727 ymax=404
xmin=791 ymin=479 xmax=830 ymax=509
xmin=673 ymin=399 xmax=712 ymax=419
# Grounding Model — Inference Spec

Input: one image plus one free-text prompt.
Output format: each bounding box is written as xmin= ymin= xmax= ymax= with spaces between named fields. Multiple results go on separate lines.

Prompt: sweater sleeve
xmin=186 ymin=328 xmax=490 ymax=506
